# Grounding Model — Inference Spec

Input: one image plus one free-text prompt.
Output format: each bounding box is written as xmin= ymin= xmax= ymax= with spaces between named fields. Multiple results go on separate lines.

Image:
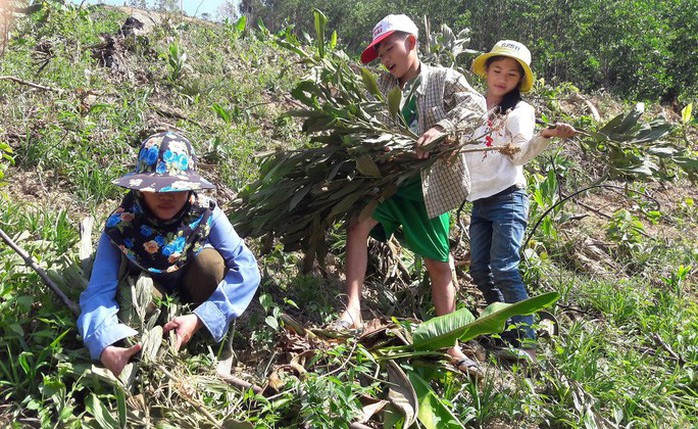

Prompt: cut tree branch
xmin=0 ymin=75 xmax=63 ymax=92
xmin=216 ymin=372 xmax=264 ymax=395
xmin=0 ymin=227 xmax=80 ymax=316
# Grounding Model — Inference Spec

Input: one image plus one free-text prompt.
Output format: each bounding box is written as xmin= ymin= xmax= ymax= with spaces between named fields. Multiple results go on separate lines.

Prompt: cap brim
xmin=360 ymin=30 xmax=396 ymax=64
xmin=112 ymin=172 xmax=215 ymax=192
xmin=471 ymin=53 xmax=534 ymax=92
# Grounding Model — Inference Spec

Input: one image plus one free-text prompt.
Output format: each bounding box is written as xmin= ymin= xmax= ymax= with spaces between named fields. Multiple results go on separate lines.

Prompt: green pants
xmin=370 ymin=177 xmax=450 ymax=262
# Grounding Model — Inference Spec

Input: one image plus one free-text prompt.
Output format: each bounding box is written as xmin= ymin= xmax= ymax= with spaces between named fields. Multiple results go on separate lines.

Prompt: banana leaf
xmin=408 ymin=371 xmax=467 ymax=429
xmin=408 ymin=292 xmax=560 ymax=351
xmin=386 ymin=360 xmax=418 ymax=428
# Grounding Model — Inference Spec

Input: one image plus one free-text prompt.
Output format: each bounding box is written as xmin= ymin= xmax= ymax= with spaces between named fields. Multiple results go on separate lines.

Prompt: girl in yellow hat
xmin=466 ymin=40 xmax=575 ymax=361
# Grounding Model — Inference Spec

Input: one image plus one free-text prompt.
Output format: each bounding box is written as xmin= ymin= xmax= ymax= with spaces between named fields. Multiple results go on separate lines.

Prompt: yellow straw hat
xmin=471 ymin=40 xmax=534 ymax=92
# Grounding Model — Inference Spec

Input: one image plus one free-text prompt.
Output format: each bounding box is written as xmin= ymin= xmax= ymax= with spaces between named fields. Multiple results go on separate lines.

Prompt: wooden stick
xmin=652 ymin=333 xmax=686 ymax=367
xmin=216 ymin=372 xmax=264 ymax=395
xmin=0 ymin=75 xmax=62 ymax=92
xmin=0 ymin=227 xmax=80 ymax=316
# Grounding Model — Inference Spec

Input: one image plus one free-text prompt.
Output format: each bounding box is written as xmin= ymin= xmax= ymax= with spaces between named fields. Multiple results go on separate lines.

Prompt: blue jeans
xmin=469 ymin=187 xmax=534 ymax=348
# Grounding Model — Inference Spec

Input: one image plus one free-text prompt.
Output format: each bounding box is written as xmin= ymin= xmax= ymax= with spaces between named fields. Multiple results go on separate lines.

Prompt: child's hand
xmin=100 ymin=343 xmax=142 ymax=376
xmin=541 ymin=123 xmax=577 ymax=139
xmin=416 ymin=125 xmax=445 ymax=159
xmin=163 ymin=314 xmax=203 ymax=351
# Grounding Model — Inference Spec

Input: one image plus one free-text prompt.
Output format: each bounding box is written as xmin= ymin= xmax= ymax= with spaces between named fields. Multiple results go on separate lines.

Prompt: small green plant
xmin=299 ymin=372 xmax=366 ymax=428
xmin=606 ymin=208 xmax=647 ymax=261
xmin=165 ymin=42 xmax=193 ymax=83
xmin=660 ymin=264 xmax=693 ymax=298
xmin=223 ymin=15 xmax=247 ymax=42
xmin=211 ymin=102 xmax=249 ymax=125
xmin=0 ymin=139 xmax=14 ymax=186
xmin=679 ymin=103 xmax=694 ymax=145
xmin=528 ymin=169 xmax=561 ymax=242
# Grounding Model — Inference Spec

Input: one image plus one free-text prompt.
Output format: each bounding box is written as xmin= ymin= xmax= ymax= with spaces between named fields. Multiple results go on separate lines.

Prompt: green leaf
xmin=220 ymin=420 xmax=254 ymax=428
xmin=234 ymin=15 xmax=246 ymax=33
xmin=618 ymin=161 xmax=656 ymax=176
xmin=387 ymin=86 xmax=402 ymax=120
xmin=411 ymin=308 xmax=475 ymax=350
xmin=647 ymin=145 xmax=679 ymax=156
xmin=615 ymin=103 xmax=644 ymax=135
xmin=116 ymin=388 xmax=127 ymax=429
xmin=86 ymin=394 xmax=120 ymax=429
xmin=360 ymin=68 xmax=382 ymax=99
xmin=408 ymin=371 xmax=465 ymax=429
xmin=596 ymin=112 xmax=624 ymax=137
xmin=289 ymin=186 xmax=312 ymax=210
xmin=265 ymin=315 xmax=279 ymax=330
xmin=329 ymin=30 xmax=337 ymax=50
xmin=313 ymin=9 xmax=327 ymax=58
xmin=681 ymin=103 xmax=693 ymax=124
xmin=632 ymin=123 xmax=672 ymax=144
xmin=355 ymin=154 xmax=382 ymax=177
xmin=9 ymin=323 xmax=23 ymax=336
xmin=328 ymin=190 xmax=364 ymax=218
xmin=212 ymin=103 xmax=231 ymax=124
xmin=411 ymin=292 xmax=560 ymax=350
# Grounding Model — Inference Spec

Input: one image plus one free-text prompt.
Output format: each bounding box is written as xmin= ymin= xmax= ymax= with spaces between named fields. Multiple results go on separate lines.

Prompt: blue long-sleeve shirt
xmin=77 ymin=206 xmax=260 ymax=360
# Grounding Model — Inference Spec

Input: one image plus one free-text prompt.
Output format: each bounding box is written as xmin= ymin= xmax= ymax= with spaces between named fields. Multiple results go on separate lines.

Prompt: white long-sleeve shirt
xmin=464 ymin=101 xmax=551 ymax=201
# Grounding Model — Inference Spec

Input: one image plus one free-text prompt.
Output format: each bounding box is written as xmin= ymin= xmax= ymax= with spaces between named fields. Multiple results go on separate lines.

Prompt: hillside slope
xmin=1 ymin=3 xmax=696 ymax=428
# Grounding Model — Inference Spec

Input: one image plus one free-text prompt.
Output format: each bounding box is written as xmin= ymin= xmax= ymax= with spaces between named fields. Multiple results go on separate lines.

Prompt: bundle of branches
xmin=573 ymin=103 xmax=695 ymax=182
xmin=232 ymin=11 xmax=491 ymax=269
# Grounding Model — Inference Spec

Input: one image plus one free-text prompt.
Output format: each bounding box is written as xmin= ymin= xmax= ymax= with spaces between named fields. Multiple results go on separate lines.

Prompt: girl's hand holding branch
xmin=541 ymin=122 xmax=577 ymax=139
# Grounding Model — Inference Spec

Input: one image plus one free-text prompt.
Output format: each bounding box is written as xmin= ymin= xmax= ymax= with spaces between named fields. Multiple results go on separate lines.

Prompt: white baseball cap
xmin=360 ymin=14 xmax=419 ymax=64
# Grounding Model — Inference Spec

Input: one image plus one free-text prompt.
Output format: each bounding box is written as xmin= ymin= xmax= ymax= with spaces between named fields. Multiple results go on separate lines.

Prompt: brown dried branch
xmin=651 ymin=333 xmax=686 ymax=367
xmin=0 ymin=75 xmax=63 ymax=92
xmin=216 ymin=372 xmax=264 ymax=395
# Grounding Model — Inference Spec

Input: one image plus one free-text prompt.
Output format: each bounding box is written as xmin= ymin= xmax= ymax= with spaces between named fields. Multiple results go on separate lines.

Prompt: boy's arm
xmin=437 ymin=69 xmax=487 ymax=134
xmin=193 ymin=206 xmax=260 ymax=343
xmin=416 ymin=70 xmax=486 ymax=159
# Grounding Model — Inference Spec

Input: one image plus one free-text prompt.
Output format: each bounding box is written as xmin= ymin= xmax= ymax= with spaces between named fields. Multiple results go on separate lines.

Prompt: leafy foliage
xmin=241 ymin=0 xmax=698 ymax=100
xmin=408 ymin=292 xmax=559 ymax=351
xmin=0 ymin=139 xmax=13 ymax=185
xmin=233 ymin=10 xmax=485 ymax=265
xmin=573 ymin=103 xmax=697 ymax=181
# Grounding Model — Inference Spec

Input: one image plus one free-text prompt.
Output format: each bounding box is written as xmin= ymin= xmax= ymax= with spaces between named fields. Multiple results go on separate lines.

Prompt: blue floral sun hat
xmin=112 ymin=131 xmax=215 ymax=192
